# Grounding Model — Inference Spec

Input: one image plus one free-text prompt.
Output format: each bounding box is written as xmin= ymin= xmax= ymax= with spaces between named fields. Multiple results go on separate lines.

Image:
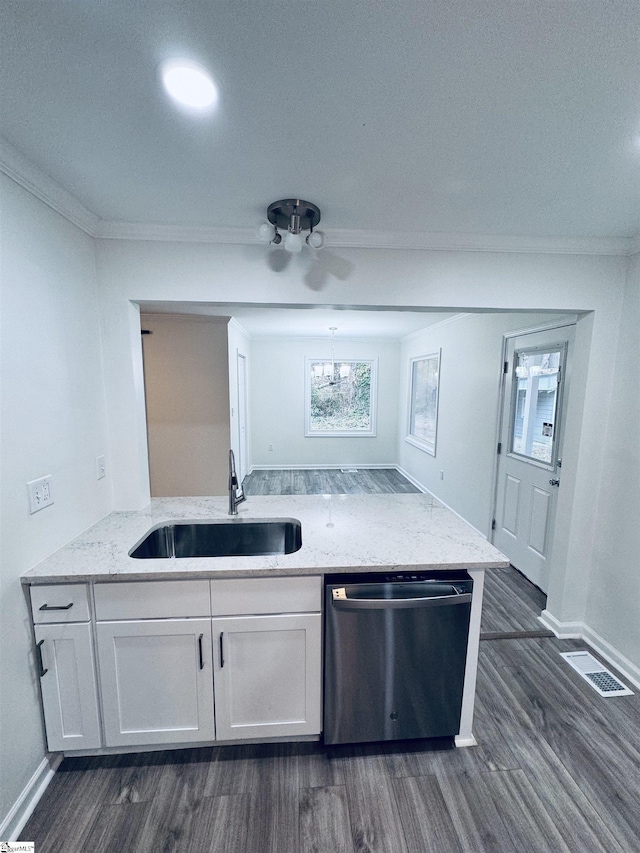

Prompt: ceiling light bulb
xmin=257 ymin=221 xmax=276 ymax=243
xmin=284 ymin=231 xmax=304 ymax=253
xmin=160 ymin=60 xmax=218 ymax=110
xmin=306 ymin=230 xmax=326 ymax=249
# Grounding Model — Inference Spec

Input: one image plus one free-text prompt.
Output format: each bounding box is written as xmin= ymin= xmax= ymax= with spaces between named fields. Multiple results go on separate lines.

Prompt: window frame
xmin=507 ymin=342 xmax=566 ymax=471
xmin=404 ymin=350 xmax=441 ymax=456
xmin=304 ymin=356 xmax=378 ymax=437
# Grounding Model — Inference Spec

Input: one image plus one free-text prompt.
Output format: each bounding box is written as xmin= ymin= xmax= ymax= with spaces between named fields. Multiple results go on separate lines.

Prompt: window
xmin=405 ymin=351 xmax=441 ymax=455
xmin=510 ymin=347 xmax=562 ymax=466
xmin=305 ymin=358 xmax=377 ymax=436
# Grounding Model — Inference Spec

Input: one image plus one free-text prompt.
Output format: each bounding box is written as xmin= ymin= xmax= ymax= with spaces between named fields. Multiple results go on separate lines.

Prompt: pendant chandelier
xmin=257 ymin=199 xmax=326 ymax=253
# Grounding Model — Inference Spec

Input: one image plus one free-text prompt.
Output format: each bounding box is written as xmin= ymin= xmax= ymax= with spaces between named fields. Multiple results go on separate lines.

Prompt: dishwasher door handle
xmin=331 ymin=590 xmax=472 ymax=610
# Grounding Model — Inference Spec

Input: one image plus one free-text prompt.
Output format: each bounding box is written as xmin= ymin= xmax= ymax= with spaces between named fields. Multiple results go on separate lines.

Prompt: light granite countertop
xmin=21 ymin=494 xmax=510 ymax=584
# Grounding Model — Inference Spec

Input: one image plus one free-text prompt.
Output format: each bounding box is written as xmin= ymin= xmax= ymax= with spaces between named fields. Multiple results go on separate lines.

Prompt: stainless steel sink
xmin=129 ymin=518 xmax=302 ymax=559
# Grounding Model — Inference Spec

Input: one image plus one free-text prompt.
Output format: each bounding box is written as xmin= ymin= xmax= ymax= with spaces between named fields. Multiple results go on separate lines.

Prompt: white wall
xmin=398 ymin=312 xmax=572 ymax=534
xmin=92 ymin=238 xmax=633 ymax=664
xmin=141 ymin=314 xmax=230 ymax=496
xmin=585 ymin=254 xmax=640 ymax=666
xmin=250 ymin=336 xmax=400 ymax=468
xmin=0 ymin=174 xmax=110 ymax=830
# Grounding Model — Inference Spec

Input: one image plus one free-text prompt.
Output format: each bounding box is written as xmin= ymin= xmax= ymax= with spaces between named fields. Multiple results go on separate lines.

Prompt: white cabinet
xmin=212 ymin=613 xmax=322 ymax=741
xmin=32 ymin=584 xmax=101 ymax=752
xmin=210 ymin=576 xmax=322 ymax=741
xmin=30 ymin=575 xmax=322 ymax=752
xmin=96 ymin=618 xmax=215 ymax=747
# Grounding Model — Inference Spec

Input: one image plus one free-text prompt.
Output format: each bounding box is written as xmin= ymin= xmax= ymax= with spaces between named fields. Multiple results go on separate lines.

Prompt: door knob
xmin=549 ymin=479 xmax=560 ymax=487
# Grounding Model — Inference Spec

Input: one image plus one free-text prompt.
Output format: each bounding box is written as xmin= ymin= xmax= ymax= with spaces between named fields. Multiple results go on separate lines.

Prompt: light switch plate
xmin=27 ymin=475 xmax=54 ymax=514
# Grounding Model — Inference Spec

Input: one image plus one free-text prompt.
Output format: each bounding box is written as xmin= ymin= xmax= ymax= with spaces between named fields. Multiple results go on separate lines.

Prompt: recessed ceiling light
xmin=160 ymin=59 xmax=218 ymax=111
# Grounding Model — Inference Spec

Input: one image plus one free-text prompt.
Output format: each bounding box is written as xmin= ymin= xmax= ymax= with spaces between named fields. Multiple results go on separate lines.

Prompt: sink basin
xmin=129 ymin=518 xmax=302 ymax=559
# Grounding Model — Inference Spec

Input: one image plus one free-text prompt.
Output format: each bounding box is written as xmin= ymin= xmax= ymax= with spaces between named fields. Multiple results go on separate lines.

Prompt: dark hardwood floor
xmin=21 ymin=626 xmax=640 ymax=851
xmin=20 ymin=472 xmax=640 ymax=851
xmin=242 ymin=467 xmax=421 ymax=495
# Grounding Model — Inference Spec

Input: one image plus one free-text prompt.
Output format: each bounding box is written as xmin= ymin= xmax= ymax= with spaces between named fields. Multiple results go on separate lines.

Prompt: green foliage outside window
xmin=309 ymin=361 xmax=372 ymax=431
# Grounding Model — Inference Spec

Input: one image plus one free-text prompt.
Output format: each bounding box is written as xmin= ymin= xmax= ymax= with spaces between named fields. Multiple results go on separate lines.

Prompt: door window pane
xmin=511 ymin=349 xmax=561 ymax=465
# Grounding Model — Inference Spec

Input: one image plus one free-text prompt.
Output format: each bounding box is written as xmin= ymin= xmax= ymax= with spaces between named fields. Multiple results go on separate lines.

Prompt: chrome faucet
xmin=228 ymin=449 xmax=246 ymax=516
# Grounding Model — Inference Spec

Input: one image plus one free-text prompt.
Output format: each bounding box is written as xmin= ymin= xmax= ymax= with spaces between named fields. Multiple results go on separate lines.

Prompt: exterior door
xmin=493 ymin=326 xmax=574 ymax=592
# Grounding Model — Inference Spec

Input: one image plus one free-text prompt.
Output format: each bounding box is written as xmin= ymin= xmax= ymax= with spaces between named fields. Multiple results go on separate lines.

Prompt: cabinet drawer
xmin=31 ymin=584 xmax=90 ymax=623
xmin=95 ymin=580 xmax=211 ymax=620
xmin=210 ymin=576 xmax=321 ymax=616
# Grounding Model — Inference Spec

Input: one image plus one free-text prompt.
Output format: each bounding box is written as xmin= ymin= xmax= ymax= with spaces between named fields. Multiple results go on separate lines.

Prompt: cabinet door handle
xmin=219 ymin=632 xmax=224 ymax=668
xmin=39 ymin=602 xmax=73 ymax=611
xmin=198 ymin=633 xmax=204 ymax=670
xmin=36 ymin=639 xmax=48 ymax=677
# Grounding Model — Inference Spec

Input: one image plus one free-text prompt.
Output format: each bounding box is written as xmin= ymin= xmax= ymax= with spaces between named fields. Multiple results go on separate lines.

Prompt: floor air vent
xmin=560 ymin=651 xmax=633 ymax=697
xmin=340 ymin=468 xmax=358 ymax=473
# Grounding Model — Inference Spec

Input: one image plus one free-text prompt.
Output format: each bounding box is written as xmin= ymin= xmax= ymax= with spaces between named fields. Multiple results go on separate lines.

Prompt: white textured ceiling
xmin=138 ymin=303 xmax=457 ymax=339
xmin=1 ymin=1 xmax=639 ymax=240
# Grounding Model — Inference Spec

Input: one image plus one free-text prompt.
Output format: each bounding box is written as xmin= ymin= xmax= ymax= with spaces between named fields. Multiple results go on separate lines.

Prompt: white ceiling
xmin=1 ymin=1 xmax=639 ymax=241
xmin=138 ymin=302 xmax=457 ymax=339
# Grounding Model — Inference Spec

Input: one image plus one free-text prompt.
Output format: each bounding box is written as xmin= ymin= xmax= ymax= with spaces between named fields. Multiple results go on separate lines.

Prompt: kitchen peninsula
xmin=22 ymin=493 xmax=508 ymax=582
xmin=22 ymin=494 xmax=509 ymax=754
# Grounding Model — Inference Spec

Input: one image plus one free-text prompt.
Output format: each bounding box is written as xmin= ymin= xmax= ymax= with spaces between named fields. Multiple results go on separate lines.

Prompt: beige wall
xmin=141 ymin=314 xmax=230 ymax=496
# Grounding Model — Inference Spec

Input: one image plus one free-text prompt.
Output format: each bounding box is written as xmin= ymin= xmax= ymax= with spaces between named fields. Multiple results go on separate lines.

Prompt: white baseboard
xmin=580 ymin=624 xmax=640 ymax=692
xmin=395 ymin=467 xmax=489 ymax=539
xmin=394 ymin=466 xmax=427 ymax=493
xmin=538 ymin=610 xmax=582 ymax=639
xmin=539 ymin=611 xmax=640 ymax=692
xmin=249 ymin=463 xmax=398 ymax=471
xmin=0 ymin=753 xmax=62 ymax=841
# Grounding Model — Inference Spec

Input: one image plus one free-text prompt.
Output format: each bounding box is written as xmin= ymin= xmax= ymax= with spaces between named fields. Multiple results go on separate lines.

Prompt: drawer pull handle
xmin=39 ymin=602 xmax=74 ymax=611
xmin=36 ymin=639 xmax=48 ymax=677
xmin=198 ymin=633 xmax=204 ymax=670
xmin=219 ymin=632 xmax=224 ymax=668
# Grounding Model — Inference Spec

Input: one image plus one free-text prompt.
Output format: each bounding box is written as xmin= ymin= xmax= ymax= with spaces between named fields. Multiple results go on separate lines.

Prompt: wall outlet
xmin=96 ymin=455 xmax=106 ymax=480
xmin=27 ymin=475 xmax=54 ymax=514
xmin=268 ymin=444 xmax=274 ymax=452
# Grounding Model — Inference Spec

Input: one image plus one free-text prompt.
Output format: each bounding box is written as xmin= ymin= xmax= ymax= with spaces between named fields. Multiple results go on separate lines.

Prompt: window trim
xmin=404 ymin=350 xmax=441 ymax=456
xmin=305 ymin=357 xmax=378 ymax=437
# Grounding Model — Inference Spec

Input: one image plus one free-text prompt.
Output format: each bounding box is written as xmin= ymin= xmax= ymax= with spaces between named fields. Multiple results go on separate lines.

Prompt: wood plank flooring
xmin=21 ymin=568 xmax=640 ymax=852
xmin=19 ymin=474 xmax=640 ymax=851
xmin=242 ymin=467 xmax=421 ymax=495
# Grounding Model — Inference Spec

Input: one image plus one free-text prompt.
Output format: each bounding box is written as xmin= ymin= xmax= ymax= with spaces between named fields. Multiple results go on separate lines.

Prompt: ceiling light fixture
xmin=257 ymin=199 xmax=326 ymax=252
xmin=160 ymin=59 xmax=218 ymax=110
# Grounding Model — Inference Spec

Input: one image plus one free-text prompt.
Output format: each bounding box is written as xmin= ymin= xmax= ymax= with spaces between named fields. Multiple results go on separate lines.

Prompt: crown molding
xmin=228 ymin=316 xmax=252 ymax=339
xmin=2 ymin=136 xmax=637 ymax=256
xmin=401 ymin=313 xmax=475 ymax=342
xmin=323 ymin=229 xmax=636 ymax=256
xmin=94 ymin=222 xmax=636 ymax=256
xmin=96 ymin=220 xmax=258 ymax=244
xmin=0 ymin=137 xmax=100 ymax=235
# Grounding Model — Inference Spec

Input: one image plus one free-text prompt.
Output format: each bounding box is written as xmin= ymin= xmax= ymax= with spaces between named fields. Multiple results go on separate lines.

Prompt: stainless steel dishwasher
xmin=324 ymin=571 xmax=473 ymax=745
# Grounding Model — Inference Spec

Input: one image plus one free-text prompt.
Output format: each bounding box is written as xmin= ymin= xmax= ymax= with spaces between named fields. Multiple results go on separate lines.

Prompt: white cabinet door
xmin=97 ymin=619 xmax=215 ymax=747
xmin=34 ymin=622 xmax=101 ymax=752
xmin=212 ymin=613 xmax=322 ymax=741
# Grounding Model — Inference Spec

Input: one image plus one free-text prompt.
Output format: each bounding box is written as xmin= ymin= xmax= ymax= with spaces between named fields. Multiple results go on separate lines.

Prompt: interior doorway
xmin=236 ymin=351 xmax=248 ymax=485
